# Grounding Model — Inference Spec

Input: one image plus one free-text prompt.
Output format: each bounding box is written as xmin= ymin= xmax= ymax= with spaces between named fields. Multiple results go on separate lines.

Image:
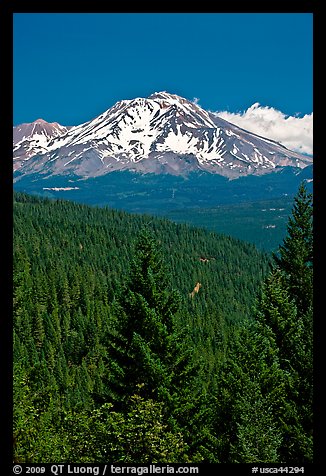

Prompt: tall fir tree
xmin=257 ymin=182 xmax=313 ymax=462
xmin=103 ymin=228 xmax=197 ymax=406
xmin=211 ymin=317 xmax=285 ymax=463
xmin=273 ymin=181 xmax=313 ymax=316
xmin=101 ymin=228 xmax=211 ymax=460
xmin=211 ymin=182 xmax=313 ymax=463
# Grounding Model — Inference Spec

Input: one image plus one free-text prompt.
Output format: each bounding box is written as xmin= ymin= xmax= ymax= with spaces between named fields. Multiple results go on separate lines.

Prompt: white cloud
xmin=212 ymin=103 xmax=313 ymax=155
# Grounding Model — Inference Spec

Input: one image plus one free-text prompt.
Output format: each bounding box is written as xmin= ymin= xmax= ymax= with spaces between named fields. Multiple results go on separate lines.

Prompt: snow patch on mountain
xmin=13 ymin=92 xmax=312 ymax=179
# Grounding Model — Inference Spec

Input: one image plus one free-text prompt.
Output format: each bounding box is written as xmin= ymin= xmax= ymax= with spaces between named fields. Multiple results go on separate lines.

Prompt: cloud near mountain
xmin=213 ymin=103 xmax=313 ymax=156
xmin=13 ymin=92 xmax=312 ymax=181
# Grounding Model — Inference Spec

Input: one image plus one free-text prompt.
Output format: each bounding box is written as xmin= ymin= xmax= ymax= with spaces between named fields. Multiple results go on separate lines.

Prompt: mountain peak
xmin=33 ymin=118 xmax=67 ymax=129
xmin=149 ymin=91 xmax=183 ymax=100
xmin=13 ymin=91 xmax=312 ymax=179
xmin=13 ymin=119 xmax=70 ymax=169
xmin=148 ymin=91 xmax=196 ymax=108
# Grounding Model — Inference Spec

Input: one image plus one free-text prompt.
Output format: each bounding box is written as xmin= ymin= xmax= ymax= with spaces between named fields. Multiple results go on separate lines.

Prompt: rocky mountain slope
xmin=13 ymin=92 xmax=312 ymax=180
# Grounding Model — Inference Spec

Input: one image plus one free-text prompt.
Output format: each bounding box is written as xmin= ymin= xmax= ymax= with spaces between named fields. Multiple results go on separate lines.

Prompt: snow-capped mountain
xmin=13 ymin=119 xmax=71 ymax=171
xmin=13 ymin=92 xmax=312 ymax=180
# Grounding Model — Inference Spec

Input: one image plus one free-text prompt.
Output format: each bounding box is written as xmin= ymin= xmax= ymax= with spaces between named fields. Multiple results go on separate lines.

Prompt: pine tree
xmin=13 ymin=192 xmax=272 ymax=463
xmin=231 ymin=380 xmax=282 ymax=463
xmin=100 ymin=228 xmax=210 ymax=460
xmin=212 ymin=184 xmax=313 ymax=463
xmin=273 ymin=181 xmax=313 ymax=316
xmin=212 ymin=318 xmax=285 ymax=463
xmin=255 ymin=182 xmax=313 ymax=462
xmin=104 ymin=228 xmax=196 ymax=406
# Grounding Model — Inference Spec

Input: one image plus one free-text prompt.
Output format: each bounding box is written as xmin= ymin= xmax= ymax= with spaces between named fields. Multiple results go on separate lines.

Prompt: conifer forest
xmin=13 ymin=183 xmax=313 ymax=464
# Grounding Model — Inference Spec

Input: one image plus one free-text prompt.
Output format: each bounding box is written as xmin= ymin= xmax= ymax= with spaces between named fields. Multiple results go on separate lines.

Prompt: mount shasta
xmin=13 ymin=91 xmax=312 ymax=181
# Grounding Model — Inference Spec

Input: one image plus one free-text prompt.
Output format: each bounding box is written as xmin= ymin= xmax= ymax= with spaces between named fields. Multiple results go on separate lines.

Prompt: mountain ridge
xmin=13 ymin=91 xmax=312 ymax=180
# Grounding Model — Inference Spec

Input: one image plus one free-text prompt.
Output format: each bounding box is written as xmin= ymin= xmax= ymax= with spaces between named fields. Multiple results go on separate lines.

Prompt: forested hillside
xmin=13 ymin=185 xmax=313 ymax=463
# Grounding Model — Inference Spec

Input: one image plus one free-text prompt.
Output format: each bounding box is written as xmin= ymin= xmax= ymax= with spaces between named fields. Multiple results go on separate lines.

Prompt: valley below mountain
xmin=12 ymin=93 xmax=314 ymax=462
xmin=13 ymin=166 xmax=312 ymax=252
xmin=13 ymin=91 xmax=313 ymax=251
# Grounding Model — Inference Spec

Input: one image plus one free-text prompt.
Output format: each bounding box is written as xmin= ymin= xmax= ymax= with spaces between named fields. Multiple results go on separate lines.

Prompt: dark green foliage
xmin=163 ymin=196 xmax=295 ymax=253
xmin=13 ymin=185 xmax=312 ymax=463
xmin=253 ymin=270 xmax=313 ymax=462
xmin=265 ymin=183 xmax=313 ymax=462
xmin=104 ymin=229 xmax=194 ymax=405
xmin=223 ymin=182 xmax=313 ymax=463
xmin=273 ymin=182 xmax=313 ymax=315
xmin=211 ymin=318 xmax=285 ymax=463
xmin=201 ymin=182 xmax=313 ymax=464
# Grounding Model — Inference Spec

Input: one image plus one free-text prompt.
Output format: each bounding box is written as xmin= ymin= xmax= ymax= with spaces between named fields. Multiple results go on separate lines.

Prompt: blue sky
xmin=13 ymin=13 xmax=313 ymax=127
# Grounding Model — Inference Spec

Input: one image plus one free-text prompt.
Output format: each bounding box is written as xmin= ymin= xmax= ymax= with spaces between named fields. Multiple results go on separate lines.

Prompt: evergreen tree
xmin=231 ymin=381 xmax=282 ymax=463
xmin=102 ymin=229 xmax=210 ymax=460
xmin=273 ymin=181 xmax=313 ymax=316
xmin=212 ymin=318 xmax=285 ymax=463
xmin=256 ymin=182 xmax=313 ymax=462
xmin=211 ymin=183 xmax=313 ymax=463
xmin=104 ymin=228 xmax=196 ymax=406
xmin=13 ymin=192 xmax=271 ymax=463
